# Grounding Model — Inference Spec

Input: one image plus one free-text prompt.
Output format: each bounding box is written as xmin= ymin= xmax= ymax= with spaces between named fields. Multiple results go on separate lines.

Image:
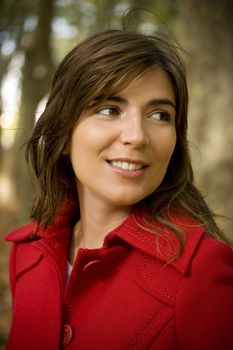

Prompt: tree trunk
xmin=175 ymin=0 xmax=233 ymax=236
xmin=12 ymin=0 xmax=55 ymax=225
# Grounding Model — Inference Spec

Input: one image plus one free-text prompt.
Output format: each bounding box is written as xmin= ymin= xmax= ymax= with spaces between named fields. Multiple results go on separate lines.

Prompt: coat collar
xmin=106 ymin=206 xmax=205 ymax=275
xmin=5 ymin=200 xmax=205 ymax=276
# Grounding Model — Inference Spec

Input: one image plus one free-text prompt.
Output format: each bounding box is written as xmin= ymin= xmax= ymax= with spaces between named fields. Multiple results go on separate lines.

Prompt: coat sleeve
xmin=174 ymin=236 xmax=233 ymax=349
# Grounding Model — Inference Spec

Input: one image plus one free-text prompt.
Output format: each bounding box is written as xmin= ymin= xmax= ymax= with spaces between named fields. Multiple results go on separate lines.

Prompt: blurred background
xmin=0 ymin=0 xmax=232 ymax=347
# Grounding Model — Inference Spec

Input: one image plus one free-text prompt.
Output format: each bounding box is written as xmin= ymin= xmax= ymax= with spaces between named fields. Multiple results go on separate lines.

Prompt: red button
xmin=62 ymin=324 xmax=73 ymax=347
xmin=82 ymin=259 xmax=101 ymax=272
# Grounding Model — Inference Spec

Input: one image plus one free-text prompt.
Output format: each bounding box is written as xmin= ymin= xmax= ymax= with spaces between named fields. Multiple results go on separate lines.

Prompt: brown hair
xmin=26 ymin=29 xmax=232 ymax=250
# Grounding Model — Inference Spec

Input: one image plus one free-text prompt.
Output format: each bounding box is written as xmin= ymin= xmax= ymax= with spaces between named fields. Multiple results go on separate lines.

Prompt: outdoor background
xmin=0 ymin=0 xmax=232 ymax=347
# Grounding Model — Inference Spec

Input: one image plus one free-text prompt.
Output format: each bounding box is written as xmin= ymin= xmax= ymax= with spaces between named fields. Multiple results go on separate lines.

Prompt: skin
xmin=69 ymin=67 xmax=176 ymax=262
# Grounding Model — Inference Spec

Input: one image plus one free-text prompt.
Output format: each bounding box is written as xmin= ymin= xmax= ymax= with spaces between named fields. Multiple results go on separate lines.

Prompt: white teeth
xmin=110 ymin=160 xmax=143 ymax=171
xmin=122 ymin=161 xmax=129 ymax=170
xmin=129 ymin=163 xmax=136 ymax=170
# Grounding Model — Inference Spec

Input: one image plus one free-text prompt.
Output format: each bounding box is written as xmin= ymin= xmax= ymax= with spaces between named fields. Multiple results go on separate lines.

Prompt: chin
xmin=109 ymin=193 xmax=148 ymax=207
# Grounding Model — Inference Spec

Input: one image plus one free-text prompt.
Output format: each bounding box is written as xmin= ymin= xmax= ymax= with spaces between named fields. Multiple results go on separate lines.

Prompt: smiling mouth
xmin=107 ymin=160 xmax=147 ymax=171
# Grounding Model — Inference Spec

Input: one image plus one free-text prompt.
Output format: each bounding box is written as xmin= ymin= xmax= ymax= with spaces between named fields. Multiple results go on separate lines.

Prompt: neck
xmin=69 ymin=189 xmax=132 ymax=263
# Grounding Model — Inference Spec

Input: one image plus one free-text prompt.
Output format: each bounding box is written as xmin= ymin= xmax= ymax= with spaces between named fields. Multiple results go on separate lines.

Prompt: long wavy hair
xmin=26 ymin=28 xmax=232 ymax=252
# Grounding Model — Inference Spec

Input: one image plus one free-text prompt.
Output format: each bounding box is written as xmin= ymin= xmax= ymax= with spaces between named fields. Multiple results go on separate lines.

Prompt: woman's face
xmin=70 ymin=67 xmax=176 ymax=211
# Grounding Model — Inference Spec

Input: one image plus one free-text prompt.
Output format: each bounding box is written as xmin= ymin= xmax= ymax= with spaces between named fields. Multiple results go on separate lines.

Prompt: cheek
xmin=70 ymin=128 xmax=87 ymax=173
xmin=72 ymin=120 xmax=116 ymax=150
xmin=150 ymin=130 xmax=176 ymax=161
xmin=70 ymin=123 xmax=114 ymax=173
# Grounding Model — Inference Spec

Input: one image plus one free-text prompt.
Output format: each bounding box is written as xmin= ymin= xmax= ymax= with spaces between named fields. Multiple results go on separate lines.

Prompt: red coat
xmin=5 ymin=203 xmax=233 ymax=349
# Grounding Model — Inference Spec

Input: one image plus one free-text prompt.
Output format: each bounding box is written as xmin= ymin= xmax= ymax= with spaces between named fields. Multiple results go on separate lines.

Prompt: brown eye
xmin=149 ymin=110 xmax=170 ymax=122
xmin=97 ymin=107 xmax=120 ymax=117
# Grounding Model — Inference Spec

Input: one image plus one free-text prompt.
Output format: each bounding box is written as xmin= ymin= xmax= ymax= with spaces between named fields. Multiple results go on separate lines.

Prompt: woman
xmin=5 ymin=29 xmax=233 ymax=349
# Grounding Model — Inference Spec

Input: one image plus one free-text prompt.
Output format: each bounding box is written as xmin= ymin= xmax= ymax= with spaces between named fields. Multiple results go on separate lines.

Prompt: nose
xmin=119 ymin=114 xmax=149 ymax=148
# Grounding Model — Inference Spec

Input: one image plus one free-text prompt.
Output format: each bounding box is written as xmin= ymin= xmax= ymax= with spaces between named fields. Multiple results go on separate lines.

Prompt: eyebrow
xmin=106 ymin=95 xmax=176 ymax=110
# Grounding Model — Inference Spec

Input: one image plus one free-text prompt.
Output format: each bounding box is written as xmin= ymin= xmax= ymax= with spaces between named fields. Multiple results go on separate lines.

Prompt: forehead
xmin=118 ymin=67 xmax=175 ymax=102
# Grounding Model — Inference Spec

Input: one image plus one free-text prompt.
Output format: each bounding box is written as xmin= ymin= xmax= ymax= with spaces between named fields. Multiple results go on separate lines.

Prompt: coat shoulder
xmin=174 ymin=234 xmax=233 ymax=348
xmin=4 ymin=222 xmax=39 ymax=243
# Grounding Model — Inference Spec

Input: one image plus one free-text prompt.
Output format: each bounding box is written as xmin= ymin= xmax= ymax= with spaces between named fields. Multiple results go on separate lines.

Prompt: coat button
xmin=62 ymin=324 xmax=73 ymax=347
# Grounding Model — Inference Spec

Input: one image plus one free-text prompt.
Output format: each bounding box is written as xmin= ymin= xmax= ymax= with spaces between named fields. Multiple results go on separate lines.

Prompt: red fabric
xmin=4 ymin=204 xmax=233 ymax=349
